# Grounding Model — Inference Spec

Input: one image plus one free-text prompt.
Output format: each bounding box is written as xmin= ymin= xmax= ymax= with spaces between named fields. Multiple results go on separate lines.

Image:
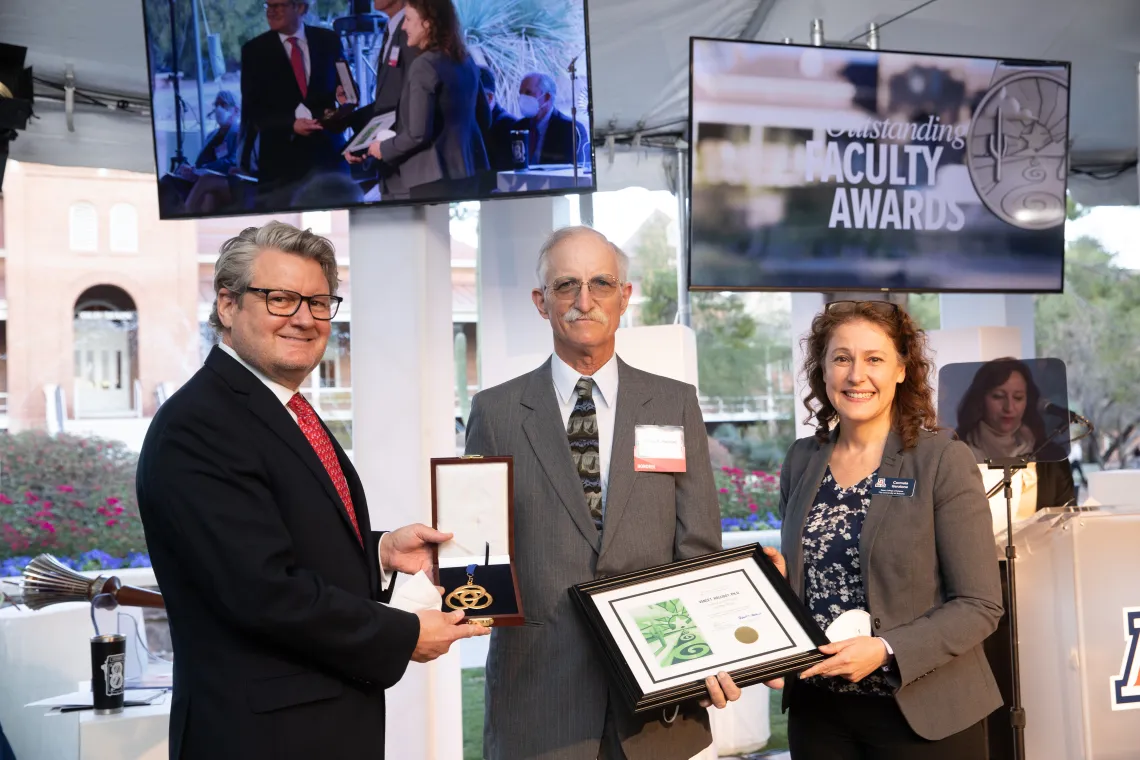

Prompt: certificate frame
xmin=570 ymin=544 xmax=828 ymax=713
xmin=345 ymin=112 xmax=396 ymax=156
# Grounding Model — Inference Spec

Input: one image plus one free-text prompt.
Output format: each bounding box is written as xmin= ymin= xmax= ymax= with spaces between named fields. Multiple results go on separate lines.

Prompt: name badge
xmin=387 ymin=46 xmax=401 ymax=67
xmin=870 ymin=477 xmax=916 ymax=497
xmin=634 ymin=425 xmax=686 ymax=472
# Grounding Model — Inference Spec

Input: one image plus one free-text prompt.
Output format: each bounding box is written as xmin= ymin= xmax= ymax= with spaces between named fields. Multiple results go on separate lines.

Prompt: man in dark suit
xmin=347 ymin=0 xmax=418 ymax=130
xmin=239 ymin=1 xmax=347 ymax=206
xmin=478 ymin=65 xmax=520 ymax=172
xmin=516 ymin=72 xmax=589 ymax=166
xmin=137 ymin=221 xmax=487 ymax=760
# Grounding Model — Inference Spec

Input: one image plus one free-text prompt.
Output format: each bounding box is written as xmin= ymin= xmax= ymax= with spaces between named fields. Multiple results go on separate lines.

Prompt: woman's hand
xmin=699 ymin=672 xmax=741 ymax=709
xmin=763 ymin=546 xmax=786 ymax=577
xmin=367 ymin=141 xmax=383 ymax=161
xmin=344 ymin=148 xmax=364 ymax=165
xmin=799 ymin=636 xmax=889 ymax=683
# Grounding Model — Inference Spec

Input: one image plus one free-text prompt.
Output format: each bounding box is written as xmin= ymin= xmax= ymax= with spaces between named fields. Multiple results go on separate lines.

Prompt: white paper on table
xmin=385 ymin=571 xmax=442 ymax=614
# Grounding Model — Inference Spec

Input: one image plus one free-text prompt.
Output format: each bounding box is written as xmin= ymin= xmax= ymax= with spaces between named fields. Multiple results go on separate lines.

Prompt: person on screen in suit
xmin=158 ymin=89 xmax=240 ymax=215
xmin=478 ymin=65 xmax=521 ymax=172
xmin=136 ymin=221 xmax=488 ymax=760
xmin=345 ymin=0 xmax=489 ymax=201
xmin=464 ymin=226 xmax=740 ymax=760
xmin=516 ymin=72 xmax=589 ymax=166
xmin=720 ymin=300 xmax=1004 ymax=758
xmin=346 ymin=0 xmax=418 ymax=129
xmin=239 ymin=0 xmax=347 ymax=208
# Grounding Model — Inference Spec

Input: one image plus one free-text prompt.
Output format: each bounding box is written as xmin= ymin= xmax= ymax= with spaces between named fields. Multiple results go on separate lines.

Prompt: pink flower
xmin=718 ymin=488 xmax=729 ymax=494
xmin=0 ymin=494 xmax=11 ymax=505
xmin=41 ymin=521 xmax=56 ymax=534
xmin=114 ymin=506 xmax=124 ymax=516
xmin=106 ymin=497 xmax=120 ymax=507
xmin=105 ymin=519 xmax=119 ymax=527
xmin=25 ymin=493 xmax=38 ymax=503
xmin=748 ymin=503 xmax=758 ymax=513
xmin=57 ymin=485 xmax=74 ymax=493
xmin=97 ymin=506 xmax=110 ymax=517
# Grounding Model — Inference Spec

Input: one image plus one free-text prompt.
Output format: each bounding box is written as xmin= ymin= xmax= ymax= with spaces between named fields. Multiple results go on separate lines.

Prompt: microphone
xmin=1037 ymin=398 xmax=1088 ymax=426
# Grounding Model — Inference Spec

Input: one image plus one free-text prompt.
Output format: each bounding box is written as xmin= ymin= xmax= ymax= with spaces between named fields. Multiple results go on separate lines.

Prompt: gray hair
xmin=208 ymin=220 xmax=340 ymax=334
xmin=524 ymin=72 xmax=557 ymax=99
xmin=535 ymin=226 xmax=629 ymax=286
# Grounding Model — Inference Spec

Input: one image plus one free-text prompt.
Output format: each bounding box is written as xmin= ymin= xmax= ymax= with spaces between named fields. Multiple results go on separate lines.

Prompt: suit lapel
xmin=597 ymin=359 xmax=649 ymax=560
xmin=783 ymin=434 xmax=834 ymax=596
xmin=859 ymin=430 xmax=905 ymax=589
xmin=520 ymin=360 xmax=601 ymax=552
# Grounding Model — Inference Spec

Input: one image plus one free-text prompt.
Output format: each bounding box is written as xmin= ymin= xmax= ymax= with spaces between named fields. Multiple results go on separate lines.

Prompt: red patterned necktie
xmin=287 ymin=393 xmax=361 ymax=545
xmin=287 ymin=37 xmax=308 ymax=99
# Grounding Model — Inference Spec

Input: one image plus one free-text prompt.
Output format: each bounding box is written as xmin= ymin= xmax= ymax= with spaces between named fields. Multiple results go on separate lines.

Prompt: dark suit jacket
xmin=378 ymin=50 xmax=490 ymax=197
xmin=465 ymin=357 xmax=720 ymax=760
xmin=519 ymin=109 xmax=589 ymax=165
xmin=484 ymin=103 xmax=519 ymax=171
xmin=779 ymin=428 xmax=1004 ymax=740
xmin=136 ymin=347 xmax=419 ymax=760
xmin=195 ymin=125 xmax=240 ymax=172
xmin=239 ymin=26 xmax=347 ymax=194
xmin=347 ymin=16 xmax=418 ymax=133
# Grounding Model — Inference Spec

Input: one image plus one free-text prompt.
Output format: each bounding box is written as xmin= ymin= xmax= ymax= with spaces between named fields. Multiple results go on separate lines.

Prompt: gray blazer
xmin=779 ymin=428 xmax=1004 ymax=740
xmin=465 ymin=357 xmax=721 ymax=760
xmin=378 ymin=50 xmax=490 ymax=197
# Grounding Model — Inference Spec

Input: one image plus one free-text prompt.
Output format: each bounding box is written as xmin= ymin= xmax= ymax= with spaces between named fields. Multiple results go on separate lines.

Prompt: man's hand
xmin=335 ymin=84 xmax=348 ymax=105
xmin=293 ymin=118 xmax=323 ymax=136
xmin=381 ymin=523 xmax=453 ymax=576
xmin=762 ymin=546 xmax=786 ymax=577
xmin=799 ymin=636 xmax=889 ymax=683
xmin=699 ymin=671 xmax=742 ymax=709
xmin=412 ymin=609 xmax=489 ymax=662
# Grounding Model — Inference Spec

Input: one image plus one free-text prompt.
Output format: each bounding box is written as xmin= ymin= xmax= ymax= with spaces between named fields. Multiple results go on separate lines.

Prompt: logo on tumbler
xmin=101 ymin=653 xmax=126 ymax=696
xmin=1110 ymin=607 xmax=1140 ymax=710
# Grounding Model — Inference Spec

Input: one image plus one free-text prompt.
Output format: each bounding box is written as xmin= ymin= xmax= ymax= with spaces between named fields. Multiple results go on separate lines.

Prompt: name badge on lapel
xmin=387 ymin=46 xmax=401 ymax=67
xmin=634 ymin=425 xmax=686 ymax=472
xmin=870 ymin=477 xmax=916 ymax=497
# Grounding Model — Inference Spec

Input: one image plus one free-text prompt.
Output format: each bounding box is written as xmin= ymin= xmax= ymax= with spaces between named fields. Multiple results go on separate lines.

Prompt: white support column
xmin=791 ymin=293 xmax=825 ymax=440
xmin=349 ymin=204 xmax=461 ymax=760
xmin=476 ymin=196 xmax=570 ymax=389
xmin=939 ymin=294 xmax=1036 ymax=359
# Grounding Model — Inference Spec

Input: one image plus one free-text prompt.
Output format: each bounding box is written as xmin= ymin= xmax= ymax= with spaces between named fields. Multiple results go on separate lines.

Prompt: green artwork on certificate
xmin=633 ymin=598 xmax=714 ymax=668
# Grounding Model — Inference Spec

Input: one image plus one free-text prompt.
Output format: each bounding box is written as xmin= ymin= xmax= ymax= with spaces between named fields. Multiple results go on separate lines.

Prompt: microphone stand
xmin=167 ymin=0 xmax=188 ymax=172
xmin=567 ymin=48 xmax=584 ymax=188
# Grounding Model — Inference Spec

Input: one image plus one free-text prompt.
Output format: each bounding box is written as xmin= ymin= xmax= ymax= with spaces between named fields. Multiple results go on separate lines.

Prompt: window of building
xmin=109 ymin=203 xmax=139 ymax=253
xmin=69 ymin=202 xmax=99 ymax=251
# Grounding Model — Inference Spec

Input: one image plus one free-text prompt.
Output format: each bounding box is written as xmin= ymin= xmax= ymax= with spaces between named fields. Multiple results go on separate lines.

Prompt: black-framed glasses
xmin=825 ymin=300 xmax=899 ymax=318
xmin=544 ymin=275 xmax=623 ymax=302
xmin=245 ymin=288 xmax=342 ymax=320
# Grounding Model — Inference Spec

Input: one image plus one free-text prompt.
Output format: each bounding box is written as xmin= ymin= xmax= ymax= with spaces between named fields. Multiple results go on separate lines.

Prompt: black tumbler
xmin=510 ymin=129 xmax=530 ymax=170
xmin=91 ymin=633 xmax=126 ymax=714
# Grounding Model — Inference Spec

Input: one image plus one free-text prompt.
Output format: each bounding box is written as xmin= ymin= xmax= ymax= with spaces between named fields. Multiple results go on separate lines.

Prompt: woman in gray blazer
xmin=347 ymin=0 xmax=490 ymax=201
xmin=770 ymin=301 xmax=1003 ymax=758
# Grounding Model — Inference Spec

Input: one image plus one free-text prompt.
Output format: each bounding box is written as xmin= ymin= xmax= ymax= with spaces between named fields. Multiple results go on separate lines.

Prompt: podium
xmin=984 ymin=506 xmax=1140 ymax=760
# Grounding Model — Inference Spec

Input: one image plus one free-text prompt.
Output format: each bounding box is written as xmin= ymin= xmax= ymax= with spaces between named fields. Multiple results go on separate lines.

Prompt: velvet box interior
xmin=431 ymin=457 xmax=523 ymax=625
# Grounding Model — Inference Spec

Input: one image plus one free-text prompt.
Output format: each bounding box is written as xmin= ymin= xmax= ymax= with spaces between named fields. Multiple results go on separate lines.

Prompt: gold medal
xmin=446 ymin=564 xmax=493 ymax=610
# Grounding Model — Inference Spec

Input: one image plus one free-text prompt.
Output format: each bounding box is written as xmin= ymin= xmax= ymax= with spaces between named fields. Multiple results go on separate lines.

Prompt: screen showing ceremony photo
xmin=140 ymin=0 xmax=594 ymax=220
xmin=688 ymin=38 xmax=1070 ymax=292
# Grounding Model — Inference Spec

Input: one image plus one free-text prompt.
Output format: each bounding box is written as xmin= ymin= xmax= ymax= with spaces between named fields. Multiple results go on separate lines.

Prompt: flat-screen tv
xmin=141 ymin=0 xmax=595 ymax=219
xmin=688 ymin=37 xmax=1070 ymax=292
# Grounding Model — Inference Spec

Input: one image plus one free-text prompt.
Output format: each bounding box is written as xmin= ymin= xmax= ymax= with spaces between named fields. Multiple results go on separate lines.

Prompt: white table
xmin=496 ymin=165 xmax=594 ymax=193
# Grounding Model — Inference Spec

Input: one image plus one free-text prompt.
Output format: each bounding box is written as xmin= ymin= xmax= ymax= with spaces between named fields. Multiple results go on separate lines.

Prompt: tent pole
xmin=675 ymin=148 xmax=691 ymax=328
xmin=190 ymin=0 xmax=207 ymax=146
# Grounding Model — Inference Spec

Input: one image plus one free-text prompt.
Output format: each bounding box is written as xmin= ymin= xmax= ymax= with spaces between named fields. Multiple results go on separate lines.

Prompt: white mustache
xmin=563 ymin=306 xmax=608 ymax=326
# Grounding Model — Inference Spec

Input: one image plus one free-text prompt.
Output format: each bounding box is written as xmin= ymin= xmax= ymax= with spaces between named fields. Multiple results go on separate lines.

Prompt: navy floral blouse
xmin=801 ymin=467 xmax=893 ymax=696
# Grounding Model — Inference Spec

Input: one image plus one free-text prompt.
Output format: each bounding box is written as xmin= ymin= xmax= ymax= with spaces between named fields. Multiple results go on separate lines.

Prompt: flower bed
xmin=716 ymin=466 xmax=782 ymax=532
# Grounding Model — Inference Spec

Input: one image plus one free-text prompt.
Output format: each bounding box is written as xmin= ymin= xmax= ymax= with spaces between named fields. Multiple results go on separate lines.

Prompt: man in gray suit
xmin=465 ymin=226 xmax=732 ymax=760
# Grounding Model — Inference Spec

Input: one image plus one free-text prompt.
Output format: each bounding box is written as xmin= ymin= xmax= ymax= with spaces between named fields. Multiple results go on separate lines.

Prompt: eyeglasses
xmin=544 ymin=275 xmax=623 ymax=302
xmin=245 ymin=288 xmax=342 ymax=320
xmin=825 ymin=300 xmax=899 ymax=318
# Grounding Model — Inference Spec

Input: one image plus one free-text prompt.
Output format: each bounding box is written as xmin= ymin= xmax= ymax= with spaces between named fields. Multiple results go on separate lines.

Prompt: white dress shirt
xmin=279 ymin=25 xmax=312 ymax=119
xmin=217 ymin=342 xmax=392 ymax=583
xmin=551 ymin=352 xmax=619 ymax=507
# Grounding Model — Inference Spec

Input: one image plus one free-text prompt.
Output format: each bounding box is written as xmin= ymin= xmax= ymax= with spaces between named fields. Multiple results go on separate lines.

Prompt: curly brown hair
xmin=406 ymin=0 xmax=467 ymax=62
xmin=801 ymin=302 xmax=938 ymax=449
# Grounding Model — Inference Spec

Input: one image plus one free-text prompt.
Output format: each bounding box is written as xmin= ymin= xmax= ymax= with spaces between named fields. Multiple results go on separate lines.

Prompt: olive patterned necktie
xmin=568 ymin=377 xmax=603 ymax=531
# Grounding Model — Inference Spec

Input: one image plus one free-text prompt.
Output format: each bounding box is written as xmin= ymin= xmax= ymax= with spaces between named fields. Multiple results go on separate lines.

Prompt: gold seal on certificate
xmin=571 ymin=545 xmax=829 ymax=713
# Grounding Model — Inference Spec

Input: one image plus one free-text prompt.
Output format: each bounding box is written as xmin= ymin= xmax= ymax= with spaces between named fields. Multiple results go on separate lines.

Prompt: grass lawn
xmin=461 ymin=668 xmax=789 ymax=759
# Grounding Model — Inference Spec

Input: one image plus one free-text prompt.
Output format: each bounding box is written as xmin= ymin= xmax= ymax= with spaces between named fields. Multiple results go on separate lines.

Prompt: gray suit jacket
xmin=378 ymin=50 xmax=490 ymax=197
xmin=465 ymin=357 xmax=721 ymax=760
xmin=779 ymin=428 xmax=1004 ymax=740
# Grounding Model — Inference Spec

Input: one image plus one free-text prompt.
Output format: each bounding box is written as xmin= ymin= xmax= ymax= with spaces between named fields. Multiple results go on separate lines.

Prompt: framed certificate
xmin=345 ymin=111 xmax=396 ymax=156
xmin=571 ymin=544 xmax=827 ymax=713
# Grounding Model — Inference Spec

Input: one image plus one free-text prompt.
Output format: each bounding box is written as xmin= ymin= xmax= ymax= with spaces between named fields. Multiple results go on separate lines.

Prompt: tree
xmin=1036 ymin=235 xmax=1140 ymax=466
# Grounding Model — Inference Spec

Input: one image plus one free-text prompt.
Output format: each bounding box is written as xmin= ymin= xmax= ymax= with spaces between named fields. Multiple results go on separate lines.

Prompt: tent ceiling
xmin=1 ymin=0 xmax=1137 ymax=202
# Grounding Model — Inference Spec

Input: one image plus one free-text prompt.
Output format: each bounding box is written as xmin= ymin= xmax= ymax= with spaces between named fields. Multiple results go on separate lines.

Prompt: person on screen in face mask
xmin=158 ymin=90 xmax=241 ymax=215
xmin=516 ymin=71 xmax=589 ymax=166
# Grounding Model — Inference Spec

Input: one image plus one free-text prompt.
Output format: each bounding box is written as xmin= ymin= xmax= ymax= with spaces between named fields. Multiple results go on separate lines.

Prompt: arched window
xmin=109 ymin=203 xmax=139 ymax=253
xmin=69 ymin=202 xmax=99 ymax=252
